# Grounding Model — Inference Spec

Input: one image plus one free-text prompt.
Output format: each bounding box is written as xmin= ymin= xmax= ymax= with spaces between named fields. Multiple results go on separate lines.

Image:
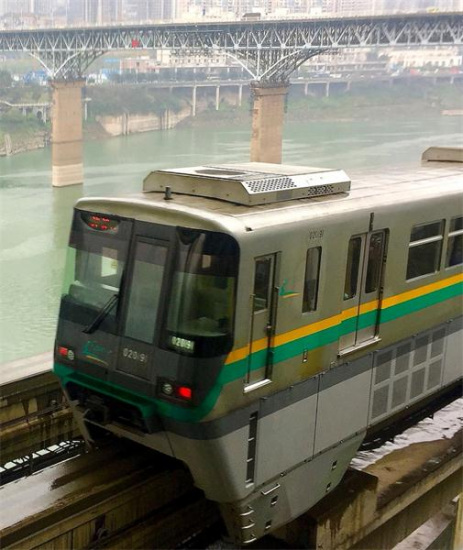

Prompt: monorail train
xmin=54 ymin=147 xmax=463 ymax=544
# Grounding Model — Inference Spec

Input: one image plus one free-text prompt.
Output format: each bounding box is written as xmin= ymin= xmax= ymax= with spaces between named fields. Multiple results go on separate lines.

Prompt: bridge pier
xmin=325 ymin=81 xmax=330 ymax=97
xmin=51 ymin=79 xmax=85 ymax=187
xmin=191 ymin=86 xmax=197 ymax=117
xmin=250 ymin=83 xmax=289 ymax=164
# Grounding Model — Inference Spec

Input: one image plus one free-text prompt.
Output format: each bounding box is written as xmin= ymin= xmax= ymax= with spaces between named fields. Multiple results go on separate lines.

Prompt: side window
xmin=253 ymin=257 xmax=272 ymax=311
xmin=303 ymin=247 xmax=321 ymax=313
xmin=406 ymin=221 xmax=444 ymax=280
xmin=446 ymin=216 xmax=463 ymax=268
xmin=344 ymin=236 xmax=362 ymax=300
xmin=365 ymin=232 xmax=385 ymax=293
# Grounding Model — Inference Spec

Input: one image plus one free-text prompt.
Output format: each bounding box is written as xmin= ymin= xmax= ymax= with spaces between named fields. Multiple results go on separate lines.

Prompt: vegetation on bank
xmin=0 ymin=80 xmax=49 ymax=104
xmin=286 ymin=80 xmax=463 ymax=120
xmin=177 ymin=80 xmax=463 ymax=128
xmin=0 ymin=110 xmax=48 ymax=143
xmin=1 ymin=79 xmax=462 ymax=155
xmin=0 ymin=79 xmax=50 ymax=147
xmin=85 ymin=85 xmax=186 ymax=117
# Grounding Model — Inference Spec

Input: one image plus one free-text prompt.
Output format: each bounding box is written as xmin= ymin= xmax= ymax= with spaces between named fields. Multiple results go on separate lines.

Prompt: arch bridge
xmin=1 ymin=12 xmax=462 ymax=185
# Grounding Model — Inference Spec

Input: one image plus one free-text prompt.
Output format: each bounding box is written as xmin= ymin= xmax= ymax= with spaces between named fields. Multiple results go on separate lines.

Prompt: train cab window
xmin=58 ymin=212 xmax=133 ymax=335
xmin=164 ymin=229 xmax=239 ymax=358
xmin=124 ymin=241 xmax=168 ymax=344
xmin=446 ymin=217 xmax=463 ymax=268
xmin=406 ymin=220 xmax=444 ymax=280
xmin=303 ymin=247 xmax=321 ymax=312
xmin=344 ymin=237 xmax=362 ymax=300
xmin=253 ymin=257 xmax=273 ymax=311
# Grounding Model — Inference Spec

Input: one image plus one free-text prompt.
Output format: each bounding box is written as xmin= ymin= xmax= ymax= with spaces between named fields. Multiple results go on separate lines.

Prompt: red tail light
xmin=57 ymin=346 xmax=75 ymax=361
xmin=176 ymin=386 xmax=192 ymax=400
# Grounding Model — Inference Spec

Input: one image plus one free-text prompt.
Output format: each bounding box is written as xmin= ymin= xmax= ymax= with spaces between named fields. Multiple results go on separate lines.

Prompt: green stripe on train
xmin=54 ymin=280 xmax=462 ymax=423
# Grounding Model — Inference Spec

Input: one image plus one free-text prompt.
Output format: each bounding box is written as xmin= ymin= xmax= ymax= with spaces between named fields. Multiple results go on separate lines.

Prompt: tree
xmin=0 ymin=70 xmax=13 ymax=88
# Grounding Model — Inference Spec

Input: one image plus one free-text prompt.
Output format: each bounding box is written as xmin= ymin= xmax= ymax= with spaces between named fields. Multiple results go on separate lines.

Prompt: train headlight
xmin=57 ymin=346 xmax=75 ymax=361
xmin=162 ymin=382 xmax=174 ymax=396
xmin=159 ymin=381 xmax=193 ymax=402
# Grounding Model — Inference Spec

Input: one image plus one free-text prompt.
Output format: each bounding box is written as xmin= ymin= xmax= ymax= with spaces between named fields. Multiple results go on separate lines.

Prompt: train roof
xmin=76 ymin=148 xmax=463 ymax=235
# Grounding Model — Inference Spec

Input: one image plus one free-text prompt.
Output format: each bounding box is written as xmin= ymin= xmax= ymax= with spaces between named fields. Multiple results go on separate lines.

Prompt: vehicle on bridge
xmin=54 ymin=148 xmax=463 ymax=544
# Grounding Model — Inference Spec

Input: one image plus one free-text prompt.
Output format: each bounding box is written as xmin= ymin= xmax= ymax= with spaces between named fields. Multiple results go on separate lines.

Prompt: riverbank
xmin=1 ymin=80 xmax=461 ymax=156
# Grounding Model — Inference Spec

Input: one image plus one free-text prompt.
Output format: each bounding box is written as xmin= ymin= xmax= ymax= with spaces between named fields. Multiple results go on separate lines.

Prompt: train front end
xmin=54 ymin=203 xmax=239 ymax=454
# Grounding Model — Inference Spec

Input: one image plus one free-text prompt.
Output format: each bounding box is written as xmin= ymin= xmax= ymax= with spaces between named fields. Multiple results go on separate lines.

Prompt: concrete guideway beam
xmin=51 ymin=79 xmax=85 ymax=187
xmin=1 ymin=408 xmax=78 ymax=466
xmin=276 ymin=429 xmax=462 ymax=549
xmin=0 ymin=353 xmax=78 ymax=468
xmin=0 ymin=444 xmax=202 ymax=549
xmin=250 ymin=83 xmax=289 ymax=164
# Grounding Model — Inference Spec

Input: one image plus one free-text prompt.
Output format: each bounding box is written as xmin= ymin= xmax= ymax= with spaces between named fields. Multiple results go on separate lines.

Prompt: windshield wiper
xmin=83 ymin=293 xmax=119 ymax=334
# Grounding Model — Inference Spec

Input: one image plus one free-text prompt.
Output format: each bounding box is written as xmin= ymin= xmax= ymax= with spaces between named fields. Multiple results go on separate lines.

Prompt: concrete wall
xmin=96 ymin=107 xmax=192 ymax=136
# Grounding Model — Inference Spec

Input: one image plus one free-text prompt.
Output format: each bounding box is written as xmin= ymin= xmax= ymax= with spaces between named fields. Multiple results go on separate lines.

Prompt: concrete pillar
xmin=192 ymin=86 xmax=197 ymax=117
xmin=250 ymin=83 xmax=289 ymax=164
xmin=51 ymin=79 xmax=85 ymax=187
xmin=215 ymin=85 xmax=220 ymax=110
xmin=325 ymin=81 xmax=330 ymax=97
xmin=453 ymin=494 xmax=462 ymax=550
xmin=304 ymin=82 xmax=309 ymax=96
xmin=238 ymin=84 xmax=243 ymax=107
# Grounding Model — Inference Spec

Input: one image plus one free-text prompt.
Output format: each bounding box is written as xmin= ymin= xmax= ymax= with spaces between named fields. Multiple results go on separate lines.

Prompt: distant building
xmin=386 ymin=47 xmax=462 ymax=69
xmin=382 ymin=0 xmax=462 ymax=11
xmin=68 ymin=0 xmax=123 ymax=25
xmin=322 ymin=0 xmax=381 ymax=14
xmin=4 ymin=0 xmax=31 ymax=15
xmin=1 ymin=0 xmax=462 ymax=26
xmin=122 ymin=0 xmax=175 ymax=22
xmin=32 ymin=0 xmax=54 ymax=15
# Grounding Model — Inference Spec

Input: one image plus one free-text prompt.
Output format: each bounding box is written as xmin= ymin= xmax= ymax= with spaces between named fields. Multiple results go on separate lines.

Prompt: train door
xmin=339 ymin=230 xmax=387 ymax=354
xmin=246 ymin=254 xmax=278 ymax=387
xmin=115 ymin=221 xmax=172 ymax=380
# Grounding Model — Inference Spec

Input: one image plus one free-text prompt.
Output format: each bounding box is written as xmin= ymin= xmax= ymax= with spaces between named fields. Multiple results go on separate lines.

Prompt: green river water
xmin=0 ymin=114 xmax=462 ymax=363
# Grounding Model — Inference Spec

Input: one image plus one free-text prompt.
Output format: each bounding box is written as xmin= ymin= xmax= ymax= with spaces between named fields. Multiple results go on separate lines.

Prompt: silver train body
xmin=54 ymin=147 xmax=463 ymax=544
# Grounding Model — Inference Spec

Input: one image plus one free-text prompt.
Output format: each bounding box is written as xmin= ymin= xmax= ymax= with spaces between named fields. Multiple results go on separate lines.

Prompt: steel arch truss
xmin=30 ymin=50 xmax=106 ymax=79
xmin=0 ymin=12 xmax=461 ymax=80
xmin=232 ymin=47 xmax=330 ymax=83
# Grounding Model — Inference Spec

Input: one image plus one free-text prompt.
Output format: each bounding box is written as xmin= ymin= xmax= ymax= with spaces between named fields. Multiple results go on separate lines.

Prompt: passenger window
xmin=303 ymin=247 xmax=321 ymax=312
xmin=365 ymin=232 xmax=384 ymax=293
xmin=446 ymin=216 xmax=463 ymax=268
xmin=344 ymin=237 xmax=362 ymax=300
xmin=406 ymin=221 xmax=444 ymax=280
xmin=253 ymin=257 xmax=272 ymax=311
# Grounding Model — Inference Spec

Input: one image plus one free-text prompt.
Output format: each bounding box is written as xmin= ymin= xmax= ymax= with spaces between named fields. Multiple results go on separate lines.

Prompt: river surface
xmin=0 ymin=114 xmax=462 ymax=363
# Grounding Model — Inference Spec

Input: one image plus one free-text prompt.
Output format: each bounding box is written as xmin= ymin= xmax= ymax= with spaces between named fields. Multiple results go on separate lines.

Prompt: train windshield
xmin=58 ymin=211 xmax=239 ymax=359
xmin=164 ymin=228 xmax=239 ymax=357
xmin=59 ymin=212 xmax=133 ymax=333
